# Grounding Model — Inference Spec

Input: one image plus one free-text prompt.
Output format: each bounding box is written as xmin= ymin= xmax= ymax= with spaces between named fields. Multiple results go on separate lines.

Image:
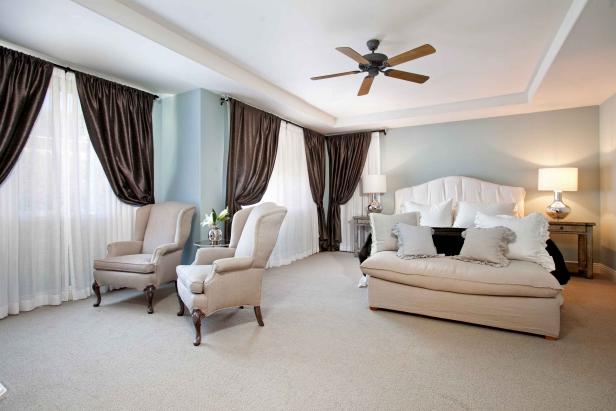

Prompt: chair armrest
xmin=212 ymin=256 xmax=254 ymax=274
xmin=193 ymin=247 xmax=236 ymax=265
xmin=107 ymin=241 xmax=143 ymax=257
xmin=152 ymin=242 xmax=181 ymax=263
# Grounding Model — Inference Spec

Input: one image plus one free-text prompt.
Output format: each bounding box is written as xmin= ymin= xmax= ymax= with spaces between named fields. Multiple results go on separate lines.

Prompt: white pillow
xmin=474 ymin=212 xmax=555 ymax=271
xmin=401 ymin=199 xmax=453 ymax=227
xmin=369 ymin=212 xmax=420 ymax=255
xmin=453 ymin=201 xmax=516 ymax=228
xmin=392 ymin=223 xmax=437 ymax=259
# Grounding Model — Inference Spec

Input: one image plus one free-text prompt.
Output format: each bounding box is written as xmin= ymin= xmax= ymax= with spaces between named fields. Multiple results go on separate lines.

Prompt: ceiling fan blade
xmin=336 ymin=47 xmax=370 ymax=65
xmin=384 ymin=69 xmax=430 ymax=84
xmin=311 ymin=70 xmax=361 ymax=80
xmin=385 ymin=44 xmax=436 ymax=67
xmin=358 ymin=75 xmax=374 ymax=96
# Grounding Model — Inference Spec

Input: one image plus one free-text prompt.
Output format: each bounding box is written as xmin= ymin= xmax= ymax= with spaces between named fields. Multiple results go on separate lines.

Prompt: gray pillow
xmin=369 ymin=212 xmax=420 ymax=255
xmin=392 ymin=223 xmax=438 ymax=259
xmin=454 ymin=226 xmax=516 ymax=267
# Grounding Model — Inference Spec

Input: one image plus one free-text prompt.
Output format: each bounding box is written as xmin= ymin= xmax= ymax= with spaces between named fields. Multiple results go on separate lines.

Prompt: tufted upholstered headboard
xmin=394 ymin=176 xmax=526 ymax=217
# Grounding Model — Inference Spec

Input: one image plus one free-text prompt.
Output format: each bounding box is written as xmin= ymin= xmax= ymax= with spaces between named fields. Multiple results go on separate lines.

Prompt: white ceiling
xmin=0 ymin=0 xmax=615 ymax=133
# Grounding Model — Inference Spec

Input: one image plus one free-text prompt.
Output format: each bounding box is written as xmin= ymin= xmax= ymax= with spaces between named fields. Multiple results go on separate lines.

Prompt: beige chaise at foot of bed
xmin=361 ymin=252 xmax=563 ymax=339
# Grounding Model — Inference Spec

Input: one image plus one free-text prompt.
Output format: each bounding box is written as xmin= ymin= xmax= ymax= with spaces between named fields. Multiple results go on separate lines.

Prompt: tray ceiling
xmin=0 ymin=0 xmax=614 ymax=133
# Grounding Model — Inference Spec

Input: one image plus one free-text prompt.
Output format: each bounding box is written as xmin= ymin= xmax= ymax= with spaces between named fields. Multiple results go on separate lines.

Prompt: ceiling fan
xmin=311 ymin=39 xmax=435 ymax=96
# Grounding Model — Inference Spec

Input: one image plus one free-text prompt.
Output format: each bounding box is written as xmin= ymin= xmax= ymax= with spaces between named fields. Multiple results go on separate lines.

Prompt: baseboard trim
xmin=594 ymin=263 xmax=616 ymax=282
xmin=564 ymin=260 xmax=616 ymax=282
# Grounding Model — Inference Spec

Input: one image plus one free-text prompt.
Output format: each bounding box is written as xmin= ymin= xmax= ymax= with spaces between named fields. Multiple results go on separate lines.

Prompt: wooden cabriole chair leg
xmin=192 ymin=309 xmax=204 ymax=346
xmin=144 ymin=285 xmax=155 ymax=314
xmin=92 ymin=281 xmax=101 ymax=307
xmin=254 ymin=306 xmax=264 ymax=326
xmin=174 ymin=281 xmax=185 ymax=316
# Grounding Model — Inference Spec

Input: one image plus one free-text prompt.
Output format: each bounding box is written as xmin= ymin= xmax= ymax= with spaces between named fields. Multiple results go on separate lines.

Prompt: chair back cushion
xmin=234 ymin=202 xmax=287 ymax=268
xmin=142 ymin=202 xmax=195 ymax=253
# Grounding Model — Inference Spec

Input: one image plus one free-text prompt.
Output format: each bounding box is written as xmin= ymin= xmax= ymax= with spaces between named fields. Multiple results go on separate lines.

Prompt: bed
xmin=360 ymin=176 xmax=563 ymax=339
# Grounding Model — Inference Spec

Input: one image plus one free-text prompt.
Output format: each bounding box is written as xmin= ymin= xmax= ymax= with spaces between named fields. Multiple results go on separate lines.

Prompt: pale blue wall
xmin=200 ymin=90 xmax=228 ymax=239
xmin=380 ymin=106 xmax=601 ymax=262
xmin=600 ymin=94 xmax=616 ymax=270
xmin=153 ymin=89 xmax=228 ymax=263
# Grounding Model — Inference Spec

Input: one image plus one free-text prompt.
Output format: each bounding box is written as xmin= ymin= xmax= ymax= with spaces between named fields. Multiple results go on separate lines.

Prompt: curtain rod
xmin=219 ymin=96 xmax=306 ymax=130
xmin=325 ymin=129 xmax=387 ymax=136
xmin=220 ymin=96 xmax=386 ymax=136
xmin=52 ymin=63 xmax=159 ymax=100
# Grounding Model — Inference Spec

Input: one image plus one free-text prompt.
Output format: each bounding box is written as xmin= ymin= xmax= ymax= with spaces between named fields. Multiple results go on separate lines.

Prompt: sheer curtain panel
xmin=339 ymin=132 xmax=381 ymax=252
xmin=260 ymin=122 xmax=319 ymax=267
xmin=0 ymin=69 xmax=135 ymax=319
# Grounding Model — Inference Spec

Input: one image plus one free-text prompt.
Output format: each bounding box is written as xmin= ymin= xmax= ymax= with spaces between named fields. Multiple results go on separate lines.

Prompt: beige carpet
xmin=1 ymin=252 xmax=615 ymax=410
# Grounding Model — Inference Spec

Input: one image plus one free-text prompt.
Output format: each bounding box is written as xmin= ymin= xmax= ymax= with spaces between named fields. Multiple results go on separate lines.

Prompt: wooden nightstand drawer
xmin=549 ymin=224 xmax=587 ymax=233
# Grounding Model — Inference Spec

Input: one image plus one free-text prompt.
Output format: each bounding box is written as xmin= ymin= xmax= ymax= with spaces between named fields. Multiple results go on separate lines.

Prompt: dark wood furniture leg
xmin=585 ymin=228 xmax=594 ymax=279
xmin=192 ymin=309 xmax=204 ymax=346
xmin=92 ymin=281 xmax=101 ymax=307
xmin=254 ymin=306 xmax=264 ymax=326
xmin=144 ymin=285 xmax=155 ymax=314
xmin=174 ymin=281 xmax=185 ymax=316
xmin=578 ymin=234 xmax=588 ymax=277
xmin=369 ymin=306 xmax=379 ymax=311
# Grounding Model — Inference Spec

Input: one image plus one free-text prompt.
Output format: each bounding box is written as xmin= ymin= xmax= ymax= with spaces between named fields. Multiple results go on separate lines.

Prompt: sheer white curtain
xmin=260 ymin=121 xmax=319 ymax=267
xmin=0 ymin=68 xmax=135 ymax=319
xmin=339 ymin=132 xmax=381 ymax=252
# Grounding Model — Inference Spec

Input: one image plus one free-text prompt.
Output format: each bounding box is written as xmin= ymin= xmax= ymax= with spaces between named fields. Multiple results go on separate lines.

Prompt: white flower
xmin=200 ymin=212 xmax=214 ymax=227
xmin=218 ymin=208 xmax=229 ymax=220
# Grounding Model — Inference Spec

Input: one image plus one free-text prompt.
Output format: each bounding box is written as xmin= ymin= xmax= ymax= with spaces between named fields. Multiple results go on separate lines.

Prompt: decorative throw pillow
xmin=452 ymin=201 xmax=516 ymax=228
xmin=401 ymin=199 xmax=453 ymax=227
xmin=474 ymin=212 xmax=555 ymax=271
xmin=392 ymin=223 xmax=438 ymax=259
xmin=453 ymin=227 xmax=516 ymax=267
xmin=369 ymin=212 xmax=420 ymax=255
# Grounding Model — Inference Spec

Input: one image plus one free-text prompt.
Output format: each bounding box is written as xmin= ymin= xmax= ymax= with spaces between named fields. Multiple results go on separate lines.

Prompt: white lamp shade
xmin=538 ymin=167 xmax=578 ymax=192
xmin=362 ymin=174 xmax=387 ymax=194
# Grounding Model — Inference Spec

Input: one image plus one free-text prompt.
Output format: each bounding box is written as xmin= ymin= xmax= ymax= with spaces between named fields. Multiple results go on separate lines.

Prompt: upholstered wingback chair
xmin=176 ymin=202 xmax=287 ymax=346
xmin=92 ymin=201 xmax=196 ymax=314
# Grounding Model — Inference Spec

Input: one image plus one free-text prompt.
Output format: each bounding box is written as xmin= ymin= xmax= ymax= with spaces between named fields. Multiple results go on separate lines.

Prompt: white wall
xmin=380 ymin=107 xmax=601 ymax=262
xmin=600 ymin=94 xmax=616 ymax=270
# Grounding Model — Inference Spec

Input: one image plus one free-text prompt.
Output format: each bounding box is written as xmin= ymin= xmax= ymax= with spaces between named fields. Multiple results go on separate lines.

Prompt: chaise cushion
xmin=177 ymin=264 xmax=214 ymax=294
xmin=361 ymin=251 xmax=562 ymax=298
xmin=94 ymin=254 xmax=155 ymax=274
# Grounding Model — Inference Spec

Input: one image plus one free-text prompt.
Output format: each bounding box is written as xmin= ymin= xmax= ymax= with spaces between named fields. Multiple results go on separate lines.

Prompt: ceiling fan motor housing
xmin=360 ymin=53 xmax=388 ymax=75
xmin=361 ymin=39 xmax=388 ymax=75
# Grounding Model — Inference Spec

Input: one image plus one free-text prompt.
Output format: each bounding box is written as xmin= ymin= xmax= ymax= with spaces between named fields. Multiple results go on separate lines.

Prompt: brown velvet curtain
xmin=0 ymin=46 xmax=53 ymax=185
xmin=225 ymin=98 xmax=281 ymax=237
xmin=303 ymin=128 xmax=328 ymax=250
xmin=326 ymin=132 xmax=371 ymax=251
xmin=76 ymin=72 xmax=156 ymax=206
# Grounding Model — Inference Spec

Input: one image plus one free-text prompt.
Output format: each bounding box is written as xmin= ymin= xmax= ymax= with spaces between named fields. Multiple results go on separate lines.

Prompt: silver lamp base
xmin=546 ymin=191 xmax=571 ymax=220
xmin=367 ymin=193 xmax=383 ymax=214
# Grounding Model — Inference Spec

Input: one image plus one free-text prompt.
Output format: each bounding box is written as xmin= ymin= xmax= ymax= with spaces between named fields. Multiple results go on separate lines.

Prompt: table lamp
xmin=362 ymin=174 xmax=387 ymax=213
xmin=538 ymin=167 xmax=578 ymax=219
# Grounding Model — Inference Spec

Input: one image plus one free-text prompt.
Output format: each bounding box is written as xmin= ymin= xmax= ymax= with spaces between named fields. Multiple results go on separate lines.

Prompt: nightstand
xmin=548 ymin=221 xmax=595 ymax=279
xmin=194 ymin=240 xmax=229 ymax=248
xmin=352 ymin=215 xmax=371 ymax=254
